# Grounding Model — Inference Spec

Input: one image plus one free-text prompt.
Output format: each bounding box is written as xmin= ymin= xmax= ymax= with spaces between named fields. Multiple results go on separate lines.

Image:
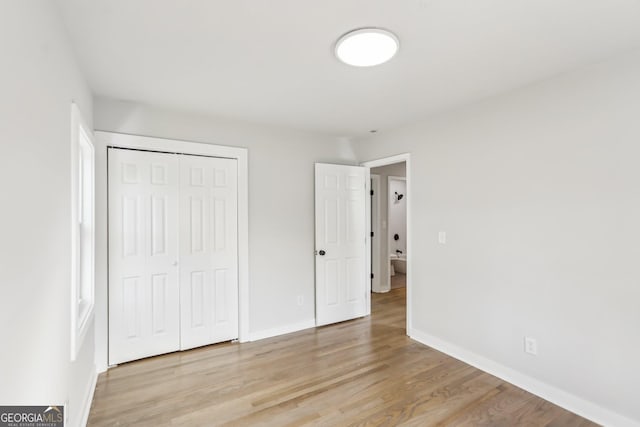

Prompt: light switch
xmin=438 ymin=231 xmax=446 ymax=244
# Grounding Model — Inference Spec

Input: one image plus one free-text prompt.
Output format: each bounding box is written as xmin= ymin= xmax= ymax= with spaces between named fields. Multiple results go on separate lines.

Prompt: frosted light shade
xmin=335 ymin=28 xmax=399 ymax=67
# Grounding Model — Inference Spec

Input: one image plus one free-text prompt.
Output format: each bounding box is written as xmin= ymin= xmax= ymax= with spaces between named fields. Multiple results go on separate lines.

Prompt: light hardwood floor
xmin=391 ymin=273 xmax=406 ymax=289
xmin=88 ymin=289 xmax=597 ymax=426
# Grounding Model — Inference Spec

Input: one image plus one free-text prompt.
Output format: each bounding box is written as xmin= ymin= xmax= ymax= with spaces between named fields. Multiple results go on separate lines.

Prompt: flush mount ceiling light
xmin=335 ymin=28 xmax=399 ymax=67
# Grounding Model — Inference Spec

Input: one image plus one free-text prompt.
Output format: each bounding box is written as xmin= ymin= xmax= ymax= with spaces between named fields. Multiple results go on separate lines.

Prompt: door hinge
xmin=371 ymin=273 xmax=374 ymax=279
xmin=370 ymin=231 xmax=374 ymax=237
xmin=370 ymin=189 xmax=374 ymax=196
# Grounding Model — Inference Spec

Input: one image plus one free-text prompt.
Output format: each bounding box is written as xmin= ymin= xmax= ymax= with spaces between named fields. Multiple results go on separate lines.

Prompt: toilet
xmin=390 ymin=252 xmax=407 ymax=275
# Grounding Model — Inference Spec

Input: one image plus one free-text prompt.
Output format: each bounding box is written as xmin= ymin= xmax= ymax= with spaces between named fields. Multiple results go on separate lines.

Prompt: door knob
xmin=318 ymin=250 xmax=326 ymax=256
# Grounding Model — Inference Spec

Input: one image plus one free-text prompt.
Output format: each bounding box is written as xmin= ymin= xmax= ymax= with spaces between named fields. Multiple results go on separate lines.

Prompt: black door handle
xmin=319 ymin=250 xmax=326 ymax=256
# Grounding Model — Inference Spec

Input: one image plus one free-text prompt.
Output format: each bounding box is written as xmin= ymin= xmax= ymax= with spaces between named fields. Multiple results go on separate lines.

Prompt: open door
xmin=315 ymin=163 xmax=369 ymax=326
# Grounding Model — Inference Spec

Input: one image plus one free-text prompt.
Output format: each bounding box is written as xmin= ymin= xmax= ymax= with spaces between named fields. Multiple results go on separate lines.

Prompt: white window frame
xmin=70 ymin=103 xmax=95 ymax=361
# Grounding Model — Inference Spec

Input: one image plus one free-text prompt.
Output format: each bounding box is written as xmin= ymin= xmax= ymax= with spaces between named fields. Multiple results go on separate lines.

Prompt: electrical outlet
xmin=524 ymin=337 xmax=538 ymax=355
xmin=438 ymin=231 xmax=446 ymax=244
xmin=297 ymin=295 xmax=304 ymax=306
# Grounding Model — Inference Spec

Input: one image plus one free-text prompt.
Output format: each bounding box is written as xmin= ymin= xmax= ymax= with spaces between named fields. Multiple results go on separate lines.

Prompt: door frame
xmin=370 ymin=174 xmax=381 ymax=293
xmin=94 ymin=131 xmax=249 ymax=372
xmin=361 ymin=153 xmax=411 ymax=334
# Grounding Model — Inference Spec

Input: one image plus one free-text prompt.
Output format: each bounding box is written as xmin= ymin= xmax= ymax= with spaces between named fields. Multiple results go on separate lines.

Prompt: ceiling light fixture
xmin=335 ymin=28 xmax=399 ymax=67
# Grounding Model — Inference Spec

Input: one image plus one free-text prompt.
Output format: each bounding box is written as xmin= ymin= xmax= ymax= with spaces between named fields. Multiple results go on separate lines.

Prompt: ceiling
xmin=56 ymin=0 xmax=640 ymax=136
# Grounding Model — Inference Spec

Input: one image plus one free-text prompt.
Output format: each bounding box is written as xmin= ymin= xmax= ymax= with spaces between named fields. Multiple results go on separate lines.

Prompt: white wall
xmin=93 ymin=97 xmax=357 ymax=361
xmin=0 ymin=2 xmax=96 ymax=426
xmin=370 ymin=163 xmax=406 ymax=292
xmin=355 ymin=50 xmax=640 ymax=425
xmin=388 ymin=179 xmax=407 ymax=256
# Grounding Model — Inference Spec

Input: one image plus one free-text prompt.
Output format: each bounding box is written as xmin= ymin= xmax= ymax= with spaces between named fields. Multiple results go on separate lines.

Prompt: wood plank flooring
xmin=88 ymin=289 xmax=597 ymax=426
xmin=391 ymin=273 xmax=406 ymax=289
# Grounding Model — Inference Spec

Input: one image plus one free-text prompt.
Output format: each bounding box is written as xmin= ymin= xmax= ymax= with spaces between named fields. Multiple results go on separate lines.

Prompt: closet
xmin=108 ymin=147 xmax=238 ymax=365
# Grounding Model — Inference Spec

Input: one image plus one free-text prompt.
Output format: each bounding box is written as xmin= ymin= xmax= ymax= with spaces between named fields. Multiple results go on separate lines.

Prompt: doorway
xmin=369 ymin=163 xmax=406 ymax=292
xmin=388 ymin=175 xmax=407 ymax=290
xmin=362 ymin=154 xmax=411 ymax=334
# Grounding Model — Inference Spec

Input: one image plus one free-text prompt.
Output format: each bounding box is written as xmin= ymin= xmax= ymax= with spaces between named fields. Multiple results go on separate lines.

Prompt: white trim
xmin=70 ymin=103 xmax=95 ymax=362
xmin=409 ymin=328 xmax=638 ymax=427
xmin=362 ymin=153 xmax=410 ymax=169
xmin=74 ymin=369 xmax=97 ymax=427
xmin=364 ymin=168 xmax=371 ymax=316
xmin=249 ymin=319 xmax=316 ymax=342
xmin=361 ymin=153 xmax=412 ymax=333
xmin=94 ymin=131 xmax=250 ymax=372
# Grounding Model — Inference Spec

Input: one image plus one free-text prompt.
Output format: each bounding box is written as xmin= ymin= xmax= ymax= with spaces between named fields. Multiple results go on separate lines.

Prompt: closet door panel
xmin=108 ymin=149 xmax=180 ymax=365
xmin=179 ymin=155 xmax=238 ymax=350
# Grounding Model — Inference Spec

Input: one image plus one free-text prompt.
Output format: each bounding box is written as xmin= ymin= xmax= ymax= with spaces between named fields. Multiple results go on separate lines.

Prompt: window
xmin=71 ymin=103 xmax=95 ymax=361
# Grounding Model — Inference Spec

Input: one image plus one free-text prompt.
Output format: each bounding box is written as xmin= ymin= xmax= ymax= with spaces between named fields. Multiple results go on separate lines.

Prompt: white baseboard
xmin=75 ymin=368 xmax=97 ymax=427
xmin=249 ymin=319 xmax=316 ymax=342
xmin=408 ymin=328 xmax=638 ymax=427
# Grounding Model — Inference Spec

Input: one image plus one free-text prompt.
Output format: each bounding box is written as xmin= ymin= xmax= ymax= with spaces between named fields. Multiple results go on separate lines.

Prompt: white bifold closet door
xmin=108 ymin=148 xmax=238 ymax=365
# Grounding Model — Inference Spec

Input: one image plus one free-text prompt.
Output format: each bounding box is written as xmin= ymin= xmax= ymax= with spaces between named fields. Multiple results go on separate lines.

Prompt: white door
xmin=315 ymin=163 xmax=369 ymax=326
xmin=179 ymin=155 xmax=238 ymax=350
xmin=108 ymin=148 xmax=180 ymax=365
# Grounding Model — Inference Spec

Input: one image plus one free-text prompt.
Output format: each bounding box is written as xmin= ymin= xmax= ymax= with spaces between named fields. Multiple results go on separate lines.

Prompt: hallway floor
xmin=391 ymin=272 xmax=406 ymax=289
